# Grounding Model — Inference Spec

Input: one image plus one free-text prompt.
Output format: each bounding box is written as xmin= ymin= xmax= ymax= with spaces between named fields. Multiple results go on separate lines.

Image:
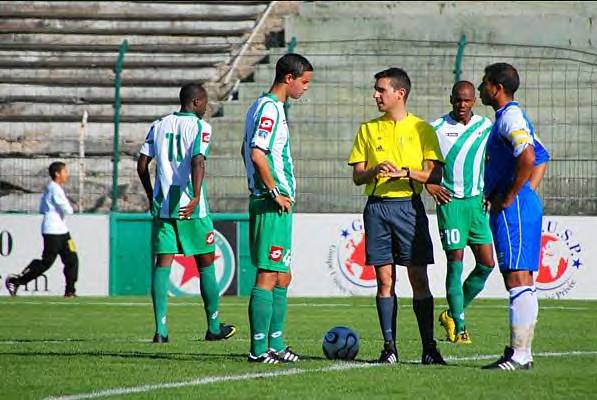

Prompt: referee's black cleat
xmin=482 ymin=346 xmax=533 ymax=371
xmin=5 ymin=274 xmax=20 ymax=297
xmin=421 ymin=341 xmax=447 ymax=365
xmin=152 ymin=333 xmax=169 ymax=343
xmin=378 ymin=341 xmax=399 ymax=364
xmin=205 ymin=323 xmax=237 ymax=341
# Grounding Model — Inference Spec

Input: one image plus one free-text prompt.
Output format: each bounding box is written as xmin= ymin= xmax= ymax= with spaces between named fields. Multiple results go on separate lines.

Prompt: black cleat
xmin=5 ymin=274 xmax=19 ymax=297
xmin=152 ymin=333 xmax=169 ymax=343
xmin=64 ymin=291 xmax=77 ymax=298
xmin=248 ymin=350 xmax=279 ymax=364
xmin=273 ymin=346 xmax=299 ymax=363
xmin=378 ymin=341 xmax=399 ymax=364
xmin=482 ymin=346 xmax=533 ymax=371
xmin=205 ymin=323 xmax=237 ymax=341
xmin=422 ymin=341 xmax=447 ymax=365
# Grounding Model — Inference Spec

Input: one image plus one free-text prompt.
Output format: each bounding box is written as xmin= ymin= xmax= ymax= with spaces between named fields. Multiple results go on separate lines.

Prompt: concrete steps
xmin=0 ymin=1 xmax=268 ymax=21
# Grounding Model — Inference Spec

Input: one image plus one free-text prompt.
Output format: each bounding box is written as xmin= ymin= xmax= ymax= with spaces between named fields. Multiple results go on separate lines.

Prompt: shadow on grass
xmin=0 ymin=338 xmax=86 ymax=344
xmin=0 ymin=349 xmax=250 ymax=361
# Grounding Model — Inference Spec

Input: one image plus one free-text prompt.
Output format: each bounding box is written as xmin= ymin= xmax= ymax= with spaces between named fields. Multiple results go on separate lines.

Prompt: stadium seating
xmin=1 ymin=1 xmax=595 ymax=214
xmin=0 ymin=0 xmax=273 ymax=211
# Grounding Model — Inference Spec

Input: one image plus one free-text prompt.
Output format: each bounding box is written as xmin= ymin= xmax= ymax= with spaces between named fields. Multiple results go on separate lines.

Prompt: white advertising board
xmin=290 ymin=214 xmax=595 ymax=300
xmin=0 ymin=214 xmax=109 ymax=296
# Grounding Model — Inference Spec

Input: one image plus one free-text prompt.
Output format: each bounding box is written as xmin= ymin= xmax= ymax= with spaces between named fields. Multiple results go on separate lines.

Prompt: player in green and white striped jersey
xmin=427 ymin=81 xmax=496 ymax=344
xmin=137 ymin=83 xmax=236 ymax=344
xmin=242 ymin=54 xmax=313 ymax=364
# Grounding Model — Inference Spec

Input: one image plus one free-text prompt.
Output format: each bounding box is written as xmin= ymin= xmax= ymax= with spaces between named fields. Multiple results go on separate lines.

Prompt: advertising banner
xmin=109 ymin=214 xmax=239 ymax=297
xmin=168 ymin=221 xmax=238 ymax=297
xmin=290 ymin=214 xmax=595 ymax=300
xmin=0 ymin=214 xmax=109 ymax=296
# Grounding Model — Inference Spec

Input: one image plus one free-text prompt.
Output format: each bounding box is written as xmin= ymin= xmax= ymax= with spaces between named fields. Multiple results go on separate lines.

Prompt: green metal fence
xmin=1 ymin=38 xmax=596 ymax=215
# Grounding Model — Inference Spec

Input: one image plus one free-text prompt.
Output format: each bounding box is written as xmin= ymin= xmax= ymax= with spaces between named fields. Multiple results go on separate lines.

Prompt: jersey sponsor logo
xmin=168 ymin=230 xmax=235 ymax=297
xmin=269 ymin=246 xmax=283 ymax=262
xmin=536 ymin=219 xmax=583 ymax=299
xmin=257 ymin=129 xmax=269 ymax=138
xmin=258 ymin=116 xmax=275 ymax=133
xmin=206 ymin=231 xmax=215 ymax=245
xmin=326 ymin=219 xmax=377 ymax=295
xmin=202 ymin=131 xmax=210 ymax=143
xmin=375 ymin=145 xmax=384 ymax=152
xmin=445 ymin=132 xmax=459 ymax=137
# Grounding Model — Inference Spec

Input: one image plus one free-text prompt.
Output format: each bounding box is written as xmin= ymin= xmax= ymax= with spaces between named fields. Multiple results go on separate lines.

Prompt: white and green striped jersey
xmin=242 ymin=93 xmax=296 ymax=201
xmin=140 ymin=111 xmax=212 ymax=219
xmin=431 ymin=113 xmax=492 ymax=198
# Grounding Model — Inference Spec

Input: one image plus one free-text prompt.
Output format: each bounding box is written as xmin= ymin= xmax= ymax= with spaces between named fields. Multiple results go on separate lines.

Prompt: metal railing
xmin=1 ymin=38 xmax=596 ymax=215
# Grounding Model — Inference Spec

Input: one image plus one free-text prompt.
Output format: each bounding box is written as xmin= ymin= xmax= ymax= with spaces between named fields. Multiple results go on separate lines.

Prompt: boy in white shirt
xmin=5 ymin=162 xmax=79 ymax=297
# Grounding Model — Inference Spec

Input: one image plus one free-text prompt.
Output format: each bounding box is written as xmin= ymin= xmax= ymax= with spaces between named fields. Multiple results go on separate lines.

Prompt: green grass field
xmin=1 ymin=296 xmax=596 ymax=400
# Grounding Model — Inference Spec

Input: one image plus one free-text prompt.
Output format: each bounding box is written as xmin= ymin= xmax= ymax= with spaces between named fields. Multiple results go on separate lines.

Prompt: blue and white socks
xmin=509 ymin=285 xmax=538 ymax=364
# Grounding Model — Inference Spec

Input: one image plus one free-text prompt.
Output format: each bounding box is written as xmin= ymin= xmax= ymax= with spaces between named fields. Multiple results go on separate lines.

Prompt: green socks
xmin=462 ymin=263 xmax=493 ymax=309
xmin=152 ymin=266 xmax=171 ymax=337
xmin=249 ymin=287 xmax=273 ymax=356
xmin=446 ymin=261 xmax=465 ymax=333
xmin=269 ymin=286 xmax=288 ymax=352
xmin=199 ymin=264 xmax=221 ymax=334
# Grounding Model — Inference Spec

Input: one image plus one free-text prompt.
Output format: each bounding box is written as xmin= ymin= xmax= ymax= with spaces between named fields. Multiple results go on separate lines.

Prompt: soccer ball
xmin=322 ymin=326 xmax=359 ymax=360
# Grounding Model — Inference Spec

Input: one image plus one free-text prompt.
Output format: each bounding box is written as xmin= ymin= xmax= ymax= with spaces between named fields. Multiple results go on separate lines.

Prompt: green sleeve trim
xmin=192 ymin=120 xmax=204 ymax=157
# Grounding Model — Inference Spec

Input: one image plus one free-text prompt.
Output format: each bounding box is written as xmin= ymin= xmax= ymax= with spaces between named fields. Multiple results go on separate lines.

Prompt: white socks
xmin=509 ymin=285 xmax=538 ymax=364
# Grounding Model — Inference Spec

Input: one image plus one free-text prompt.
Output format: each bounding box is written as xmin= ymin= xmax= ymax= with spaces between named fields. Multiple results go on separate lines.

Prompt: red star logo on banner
xmin=175 ymin=254 xmax=221 ymax=286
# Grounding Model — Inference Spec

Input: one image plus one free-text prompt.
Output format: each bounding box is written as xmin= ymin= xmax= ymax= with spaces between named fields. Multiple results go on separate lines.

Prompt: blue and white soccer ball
xmin=322 ymin=326 xmax=360 ymax=360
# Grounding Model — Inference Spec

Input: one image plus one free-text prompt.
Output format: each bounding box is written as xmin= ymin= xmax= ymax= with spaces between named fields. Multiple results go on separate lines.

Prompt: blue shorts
xmin=490 ymin=186 xmax=542 ymax=272
xmin=363 ymin=196 xmax=434 ymax=267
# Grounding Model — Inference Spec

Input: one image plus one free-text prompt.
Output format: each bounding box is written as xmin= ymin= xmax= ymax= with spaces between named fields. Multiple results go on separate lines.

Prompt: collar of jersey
xmin=495 ymin=101 xmax=519 ymax=119
xmin=380 ymin=112 xmax=411 ymax=123
xmin=262 ymin=92 xmax=282 ymax=103
xmin=173 ymin=111 xmax=199 ymax=118
xmin=446 ymin=111 xmax=477 ymax=126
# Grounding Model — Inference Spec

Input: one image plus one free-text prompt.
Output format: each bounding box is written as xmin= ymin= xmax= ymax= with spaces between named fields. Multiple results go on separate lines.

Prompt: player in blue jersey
xmin=478 ymin=63 xmax=550 ymax=371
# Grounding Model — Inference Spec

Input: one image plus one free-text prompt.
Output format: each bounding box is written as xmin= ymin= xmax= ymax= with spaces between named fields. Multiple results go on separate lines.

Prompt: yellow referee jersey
xmin=348 ymin=113 xmax=443 ymax=198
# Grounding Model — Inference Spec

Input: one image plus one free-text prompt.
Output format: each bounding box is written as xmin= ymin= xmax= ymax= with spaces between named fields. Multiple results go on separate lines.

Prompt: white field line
xmin=42 ymin=350 xmax=597 ymax=400
xmin=0 ymin=301 xmax=592 ymax=311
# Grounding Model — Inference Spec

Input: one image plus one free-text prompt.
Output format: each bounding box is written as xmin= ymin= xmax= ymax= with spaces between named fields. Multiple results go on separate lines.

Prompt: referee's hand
xmin=375 ymin=161 xmax=398 ymax=176
xmin=274 ymin=195 xmax=292 ymax=214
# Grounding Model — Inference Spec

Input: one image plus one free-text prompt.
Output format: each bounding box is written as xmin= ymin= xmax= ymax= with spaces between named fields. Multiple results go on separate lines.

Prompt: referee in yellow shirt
xmin=348 ymin=67 xmax=446 ymax=365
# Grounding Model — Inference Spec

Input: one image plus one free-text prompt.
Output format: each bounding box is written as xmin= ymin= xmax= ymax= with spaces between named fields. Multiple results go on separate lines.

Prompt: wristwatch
xmin=268 ymin=186 xmax=281 ymax=199
xmin=402 ymin=167 xmax=410 ymax=178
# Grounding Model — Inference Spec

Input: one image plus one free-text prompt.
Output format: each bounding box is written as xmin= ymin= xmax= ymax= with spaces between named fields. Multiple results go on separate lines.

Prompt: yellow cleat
xmin=454 ymin=330 xmax=472 ymax=344
xmin=438 ymin=310 xmax=456 ymax=342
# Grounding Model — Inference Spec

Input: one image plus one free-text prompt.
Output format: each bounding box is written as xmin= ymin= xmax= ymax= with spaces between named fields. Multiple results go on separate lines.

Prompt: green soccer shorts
xmin=249 ymin=196 xmax=293 ymax=272
xmin=436 ymin=195 xmax=493 ymax=251
xmin=153 ymin=217 xmax=215 ymax=256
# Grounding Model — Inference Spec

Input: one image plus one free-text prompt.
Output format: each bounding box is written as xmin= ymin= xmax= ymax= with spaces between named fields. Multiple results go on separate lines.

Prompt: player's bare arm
xmin=492 ymin=145 xmax=535 ymax=213
xmin=137 ymin=154 xmax=153 ymax=209
xmin=529 ymin=162 xmax=547 ymax=190
xmin=179 ymin=155 xmax=205 ymax=219
xmin=251 ymin=147 xmax=292 ymax=212
xmin=352 ymin=160 xmax=398 ymax=185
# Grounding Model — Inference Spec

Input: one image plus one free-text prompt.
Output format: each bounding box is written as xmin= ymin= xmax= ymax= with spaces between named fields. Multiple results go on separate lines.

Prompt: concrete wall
xmin=213 ymin=1 xmax=597 ymax=214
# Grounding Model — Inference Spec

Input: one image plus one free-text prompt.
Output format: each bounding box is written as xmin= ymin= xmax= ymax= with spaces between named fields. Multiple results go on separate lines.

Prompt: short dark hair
xmin=49 ymin=161 xmax=66 ymax=179
xmin=451 ymin=80 xmax=475 ymax=96
xmin=374 ymin=67 xmax=411 ymax=100
xmin=274 ymin=53 xmax=313 ymax=84
xmin=179 ymin=83 xmax=207 ymax=106
xmin=484 ymin=63 xmax=520 ymax=95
